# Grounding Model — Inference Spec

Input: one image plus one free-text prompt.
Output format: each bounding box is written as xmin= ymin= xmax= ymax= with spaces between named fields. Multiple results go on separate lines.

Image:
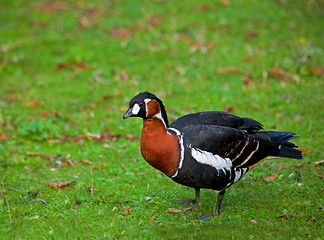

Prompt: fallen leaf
xmin=245 ymin=30 xmax=258 ymax=41
xmin=216 ymin=66 xmax=240 ymax=74
xmin=278 ymin=162 xmax=283 ymax=171
xmin=46 ymin=139 xmax=63 ymax=143
xmin=88 ymin=187 xmax=97 ymax=194
xmin=240 ymin=56 xmax=258 ymax=63
xmin=124 ymin=208 xmax=132 ymax=214
xmin=45 ymin=181 xmax=75 ymax=189
xmin=26 ymin=152 xmax=60 ymax=160
xmin=24 ymin=101 xmax=41 ymax=108
xmin=147 ymin=14 xmax=163 ymax=27
xmin=264 ymin=175 xmax=277 ymax=180
xmin=37 ymin=2 xmax=69 ymax=12
xmin=222 ymin=106 xmax=235 ymax=113
xmin=80 ymin=159 xmax=92 ymax=165
xmin=313 ymin=160 xmax=324 ymax=165
xmin=196 ymin=5 xmax=209 ymax=12
xmin=166 ymin=207 xmax=192 ymax=213
xmin=308 ymin=65 xmax=324 ymax=76
xmin=55 ymin=61 xmax=91 ymax=71
xmin=243 ymin=72 xmax=253 ymax=87
xmin=250 ymin=219 xmax=258 ymax=223
xmin=30 ymin=216 xmax=39 ymax=220
xmin=121 ymin=163 xmax=125 ymax=169
xmin=0 ymin=133 xmax=9 ymax=140
xmin=268 ymin=68 xmax=299 ymax=82
xmin=110 ymin=27 xmax=132 ymax=39
xmin=150 ymin=215 xmax=156 ymax=221
xmin=288 ymin=163 xmax=305 ymax=168
xmin=313 ymin=171 xmax=324 ymax=179
xmin=190 ymin=42 xmax=215 ymax=53
xmin=62 ymin=159 xmax=77 ymax=166
xmin=277 ymin=214 xmax=295 ymax=219
xmin=125 ymin=134 xmax=138 ymax=141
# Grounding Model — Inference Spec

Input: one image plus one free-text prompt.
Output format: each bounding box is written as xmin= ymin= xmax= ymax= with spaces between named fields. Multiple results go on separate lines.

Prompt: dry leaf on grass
xmin=165 ymin=207 xmax=192 ymax=213
xmin=277 ymin=214 xmax=295 ymax=219
xmin=45 ymin=181 xmax=75 ymax=189
xmin=264 ymin=175 xmax=277 ymax=180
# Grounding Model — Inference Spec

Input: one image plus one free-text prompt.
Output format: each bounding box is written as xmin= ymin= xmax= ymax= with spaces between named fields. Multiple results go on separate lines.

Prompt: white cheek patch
xmin=132 ymin=103 xmax=140 ymax=115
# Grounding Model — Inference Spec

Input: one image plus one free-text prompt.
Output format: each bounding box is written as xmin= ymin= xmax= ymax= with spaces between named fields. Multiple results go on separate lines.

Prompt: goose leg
xmin=214 ymin=190 xmax=225 ymax=217
xmin=197 ymin=190 xmax=226 ymax=221
xmin=174 ymin=188 xmax=200 ymax=206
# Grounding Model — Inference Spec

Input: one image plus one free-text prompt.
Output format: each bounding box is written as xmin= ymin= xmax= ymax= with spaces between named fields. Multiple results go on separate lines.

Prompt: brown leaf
xmin=308 ymin=65 xmax=324 ymax=76
xmin=37 ymin=2 xmax=69 ymax=12
xmin=121 ymin=163 xmax=125 ymax=169
xmin=222 ymin=106 xmax=235 ymax=113
xmin=240 ymin=56 xmax=258 ymax=63
xmin=250 ymin=219 xmax=258 ymax=223
xmin=150 ymin=215 xmax=156 ymax=221
xmin=110 ymin=27 xmax=132 ymax=39
xmin=39 ymin=110 xmax=50 ymax=118
xmin=288 ymin=163 xmax=305 ymax=168
xmin=147 ymin=15 xmax=163 ymax=27
xmin=216 ymin=66 xmax=240 ymax=74
xmin=166 ymin=207 xmax=192 ymax=213
xmin=190 ymin=42 xmax=215 ymax=53
xmin=45 ymin=181 xmax=75 ymax=189
xmin=125 ymin=134 xmax=138 ymax=141
xmin=243 ymin=72 xmax=253 ymax=87
xmin=88 ymin=187 xmax=97 ymax=194
xmin=46 ymin=139 xmax=63 ymax=143
xmin=264 ymin=175 xmax=277 ymax=180
xmin=277 ymin=214 xmax=295 ymax=219
xmin=268 ymin=68 xmax=299 ymax=81
xmin=80 ymin=159 xmax=92 ymax=165
xmin=278 ymin=162 xmax=283 ymax=171
xmin=313 ymin=171 xmax=324 ymax=179
xmin=196 ymin=5 xmax=209 ymax=12
xmin=24 ymin=101 xmax=41 ymax=108
xmin=26 ymin=151 xmax=54 ymax=160
xmin=55 ymin=61 xmax=91 ymax=71
xmin=62 ymin=159 xmax=77 ymax=166
xmin=0 ymin=133 xmax=9 ymax=140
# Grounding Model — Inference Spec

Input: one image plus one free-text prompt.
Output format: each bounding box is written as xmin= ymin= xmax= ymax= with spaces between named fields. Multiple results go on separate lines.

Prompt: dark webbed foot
xmin=174 ymin=188 xmax=200 ymax=206
xmin=197 ymin=214 xmax=214 ymax=221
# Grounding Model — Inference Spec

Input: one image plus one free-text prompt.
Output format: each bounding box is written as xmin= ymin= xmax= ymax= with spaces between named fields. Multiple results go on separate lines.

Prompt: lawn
xmin=0 ymin=0 xmax=323 ymax=239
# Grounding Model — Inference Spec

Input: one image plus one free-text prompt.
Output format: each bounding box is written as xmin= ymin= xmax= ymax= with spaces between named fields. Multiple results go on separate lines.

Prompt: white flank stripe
xmin=169 ymin=128 xmax=184 ymax=178
xmin=191 ymin=147 xmax=232 ymax=174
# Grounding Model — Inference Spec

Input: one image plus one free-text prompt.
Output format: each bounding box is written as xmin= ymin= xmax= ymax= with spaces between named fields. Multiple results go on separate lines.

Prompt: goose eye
xmin=139 ymin=102 xmax=144 ymax=107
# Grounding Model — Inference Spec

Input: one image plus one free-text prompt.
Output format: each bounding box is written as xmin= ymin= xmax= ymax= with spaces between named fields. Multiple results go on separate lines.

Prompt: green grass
xmin=0 ymin=0 xmax=323 ymax=239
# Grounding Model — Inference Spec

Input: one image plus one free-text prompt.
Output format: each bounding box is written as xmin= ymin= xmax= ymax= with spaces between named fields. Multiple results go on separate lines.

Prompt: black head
xmin=123 ymin=91 xmax=169 ymax=126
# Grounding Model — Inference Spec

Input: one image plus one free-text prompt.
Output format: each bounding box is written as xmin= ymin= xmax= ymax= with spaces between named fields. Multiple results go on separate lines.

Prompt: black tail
xmin=263 ymin=131 xmax=303 ymax=159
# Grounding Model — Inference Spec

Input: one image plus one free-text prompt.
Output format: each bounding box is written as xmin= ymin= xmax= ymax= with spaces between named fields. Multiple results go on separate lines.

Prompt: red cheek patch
xmin=146 ymin=100 xmax=160 ymax=118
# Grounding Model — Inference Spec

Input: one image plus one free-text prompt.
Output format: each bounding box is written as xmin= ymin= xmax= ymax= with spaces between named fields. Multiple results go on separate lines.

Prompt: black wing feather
xmin=170 ymin=111 xmax=263 ymax=132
